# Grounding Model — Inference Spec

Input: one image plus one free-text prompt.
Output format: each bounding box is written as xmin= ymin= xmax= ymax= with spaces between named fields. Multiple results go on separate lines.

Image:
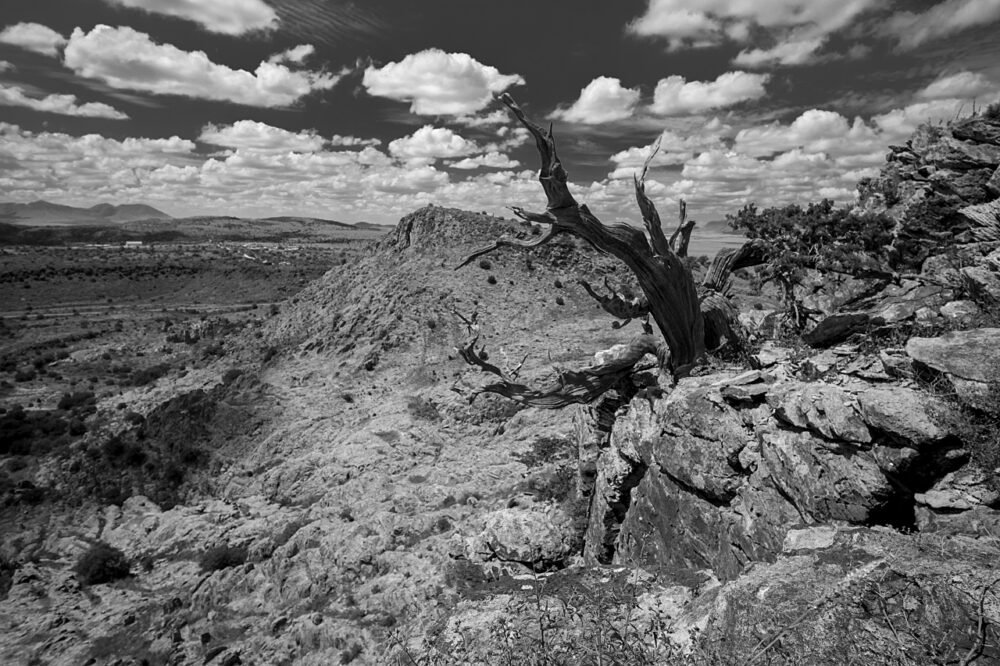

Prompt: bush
xmin=478 ymin=259 xmax=492 ymax=270
xmin=198 ymin=544 xmax=248 ymax=572
xmin=13 ymin=368 xmax=36 ymax=382
xmin=984 ymin=100 xmax=1000 ymax=120
xmin=74 ymin=542 xmax=130 ymax=585
xmin=487 ymin=274 xmax=497 ymax=285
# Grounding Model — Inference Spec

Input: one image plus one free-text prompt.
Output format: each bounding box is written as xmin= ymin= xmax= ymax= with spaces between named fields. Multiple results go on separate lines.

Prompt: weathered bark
xmin=457 ymin=324 xmax=665 ymax=408
xmin=577 ymin=277 xmax=650 ymax=326
xmin=459 ymin=93 xmax=705 ymax=378
xmin=699 ymin=238 xmax=770 ymax=350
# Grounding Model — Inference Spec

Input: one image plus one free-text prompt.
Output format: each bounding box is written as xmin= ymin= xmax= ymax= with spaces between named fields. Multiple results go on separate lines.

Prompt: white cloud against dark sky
xmin=0 ymin=0 xmax=999 ymax=226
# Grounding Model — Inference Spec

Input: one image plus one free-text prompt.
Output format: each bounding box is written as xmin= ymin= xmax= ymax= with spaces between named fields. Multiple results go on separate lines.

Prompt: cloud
xmin=0 ymin=61 xmax=14 ymax=72
xmin=362 ymin=49 xmax=524 ymax=115
xmin=917 ymin=70 xmax=997 ymax=100
xmin=609 ymin=121 xmax=731 ymax=178
xmin=387 ymin=126 xmax=480 ymax=165
xmin=733 ymin=37 xmax=825 ymax=67
xmin=0 ymin=22 xmax=67 ymax=57
xmin=199 ymin=120 xmax=326 ymax=153
xmin=62 ymin=25 xmax=340 ymax=107
xmin=628 ymin=0 xmax=878 ymax=66
xmin=886 ymin=0 xmax=1000 ymax=50
xmin=651 ymin=71 xmax=768 ymax=115
xmin=269 ymin=44 xmax=315 ymax=65
xmin=102 ymin=0 xmax=278 ymax=35
xmin=733 ymin=109 xmax=881 ymax=157
xmin=0 ymin=83 xmax=129 ymax=119
xmin=450 ymin=152 xmax=521 ymax=170
xmin=550 ymin=77 xmax=642 ymax=124
xmin=453 ymin=109 xmax=511 ymax=127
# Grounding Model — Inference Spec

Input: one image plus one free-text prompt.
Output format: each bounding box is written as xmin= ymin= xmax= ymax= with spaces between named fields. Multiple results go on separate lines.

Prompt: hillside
xmin=1 ymin=113 xmax=999 ymax=665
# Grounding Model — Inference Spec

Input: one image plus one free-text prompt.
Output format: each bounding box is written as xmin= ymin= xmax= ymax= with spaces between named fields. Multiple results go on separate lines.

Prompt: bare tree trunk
xmin=459 ymin=94 xmax=705 ymax=379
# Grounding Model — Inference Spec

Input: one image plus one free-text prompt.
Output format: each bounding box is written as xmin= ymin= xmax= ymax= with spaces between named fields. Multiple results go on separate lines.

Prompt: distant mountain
xmin=0 ymin=200 xmax=172 ymax=226
xmin=699 ymin=219 xmax=741 ymax=235
xmin=353 ymin=221 xmax=394 ymax=230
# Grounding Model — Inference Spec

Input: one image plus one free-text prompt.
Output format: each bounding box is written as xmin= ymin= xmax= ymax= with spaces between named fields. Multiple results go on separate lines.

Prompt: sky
xmin=1 ymin=0 xmax=1000 ymax=226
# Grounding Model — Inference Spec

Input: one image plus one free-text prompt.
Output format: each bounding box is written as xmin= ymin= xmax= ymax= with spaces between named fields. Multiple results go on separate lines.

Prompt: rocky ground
xmin=1 ymin=113 xmax=999 ymax=666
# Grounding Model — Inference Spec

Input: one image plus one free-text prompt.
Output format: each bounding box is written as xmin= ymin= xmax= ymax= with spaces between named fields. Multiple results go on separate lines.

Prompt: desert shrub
xmin=129 ymin=363 xmax=169 ymax=386
xmin=198 ymin=544 xmax=248 ymax=572
xmin=984 ymin=100 xmax=1000 ymax=120
xmin=58 ymin=391 xmax=95 ymax=411
xmin=13 ymin=368 xmax=36 ymax=382
xmin=555 ymin=295 xmax=565 ymax=306
xmin=478 ymin=259 xmax=492 ymax=270
xmin=486 ymin=274 xmax=497 ymax=285
xmin=74 ymin=542 xmax=130 ymax=585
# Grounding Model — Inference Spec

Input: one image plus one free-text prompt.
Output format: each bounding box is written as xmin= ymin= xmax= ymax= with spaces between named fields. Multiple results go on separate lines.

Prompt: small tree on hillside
xmin=727 ymin=199 xmax=895 ymax=329
xmin=454 ymin=94 xmax=767 ymax=407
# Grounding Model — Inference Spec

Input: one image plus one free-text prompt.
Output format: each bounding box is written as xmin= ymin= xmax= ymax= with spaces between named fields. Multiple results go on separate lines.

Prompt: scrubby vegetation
xmin=198 ymin=544 xmax=248 ymax=572
xmin=74 ymin=542 xmax=130 ymax=585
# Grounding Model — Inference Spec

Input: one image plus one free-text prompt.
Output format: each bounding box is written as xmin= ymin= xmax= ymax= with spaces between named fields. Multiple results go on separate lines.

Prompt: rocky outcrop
xmin=585 ymin=368 xmax=985 ymax=583
xmin=858 ymin=115 xmax=1000 ymax=268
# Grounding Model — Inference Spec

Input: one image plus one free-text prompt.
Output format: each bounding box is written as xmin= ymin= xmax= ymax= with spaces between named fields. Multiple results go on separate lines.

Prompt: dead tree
xmin=455 ymin=93 xmax=766 ymax=407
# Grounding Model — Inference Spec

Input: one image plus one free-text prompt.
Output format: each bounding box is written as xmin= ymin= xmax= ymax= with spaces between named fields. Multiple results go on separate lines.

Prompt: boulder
xmin=758 ymin=427 xmax=891 ymax=523
xmin=856 ymin=387 xmax=954 ymax=449
xmin=466 ymin=507 xmax=580 ymax=570
xmin=915 ymin=467 xmax=1000 ymax=512
xmin=907 ymin=328 xmax=1000 ymax=412
xmin=766 ymin=382 xmax=871 ymax=443
xmin=961 ymin=265 xmax=1000 ymax=303
xmin=939 ymin=299 xmax=980 ymax=321
xmin=802 ymin=312 xmax=879 ymax=348
xmin=906 ymin=328 xmax=1000 ymax=384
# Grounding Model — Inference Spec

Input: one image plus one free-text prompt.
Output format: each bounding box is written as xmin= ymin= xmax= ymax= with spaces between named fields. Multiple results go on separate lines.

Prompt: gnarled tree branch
xmin=456 ymin=323 xmax=666 ymax=409
xmin=577 ymin=277 xmax=651 ymax=323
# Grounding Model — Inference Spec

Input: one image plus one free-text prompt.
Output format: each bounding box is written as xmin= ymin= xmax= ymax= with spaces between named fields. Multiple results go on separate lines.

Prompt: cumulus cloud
xmin=918 ymin=70 xmax=997 ymax=100
xmin=450 ymin=152 xmax=521 ymax=170
xmin=733 ymin=109 xmax=881 ymax=157
xmin=362 ymin=49 xmax=524 ymax=115
xmin=0 ymin=61 xmax=14 ymax=72
xmin=102 ymin=0 xmax=278 ymax=35
xmin=199 ymin=120 xmax=326 ymax=153
xmin=0 ymin=83 xmax=128 ymax=119
xmin=651 ymin=71 xmax=768 ymax=115
xmin=0 ymin=22 xmax=67 ymax=57
xmin=63 ymin=25 xmax=340 ymax=107
xmin=550 ymin=77 xmax=642 ymax=124
xmin=886 ymin=0 xmax=1000 ymax=50
xmin=387 ymin=126 xmax=480 ymax=164
xmin=454 ymin=109 xmax=511 ymax=127
xmin=609 ymin=120 xmax=731 ymax=178
xmin=269 ymin=44 xmax=315 ymax=65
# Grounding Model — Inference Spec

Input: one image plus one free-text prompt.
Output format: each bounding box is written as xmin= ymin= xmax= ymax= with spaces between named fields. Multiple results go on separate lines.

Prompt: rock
xmin=467 ymin=507 xmax=580 ymax=570
xmin=766 ymin=382 xmax=871 ymax=443
xmin=753 ymin=342 xmax=791 ymax=367
xmin=988 ymin=165 xmax=1000 ymax=196
xmin=878 ymin=348 xmax=914 ymax=378
xmin=907 ymin=328 xmax=1000 ymax=382
xmin=939 ymin=299 xmax=980 ymax=321
xmin=759 ymin=427 xmax=891 ymax=522
xmin=915 ymin=467 xmax=1000 ymax=511
xmin=782 ymin=526 xmax=837 ymax=552
xmin=916 ymin=505 xmax=1000 ymax=534
xmin=856 ymin=387 xmax=954 ymax=448
xmin=922 ymin=135 xmax=1000 ymax=170
xmin=959 ymin=198 xmax=1000 ymax=241
xmin=802 ymin=313 xmax=879 ymax=348
xmin=960 ymin=265 xmax=1000 ymax=303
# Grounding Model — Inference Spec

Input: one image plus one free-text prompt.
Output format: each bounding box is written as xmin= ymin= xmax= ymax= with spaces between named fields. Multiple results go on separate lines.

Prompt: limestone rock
xmin=856 ymin=387 xmax=954 ymax=448
xmin=915 ymin=467 xmax=1000 ymax=511
xmin=961 ymin=265 xmax=1000 ymax=303
xmin=759 ymin=426 xmax=891 ymax=523
xmin=939 ymin=299 xmax=980 ymax=321
xmin=907 ymin=328 xmax=1000 ymax=382
xmin=766 ymin=382 xmax=871 ymax=443
xmin=466 ymin=507 xmax=580 ymax=570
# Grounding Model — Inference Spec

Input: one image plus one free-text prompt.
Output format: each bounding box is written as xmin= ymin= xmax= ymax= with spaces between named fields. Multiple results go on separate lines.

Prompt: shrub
xmin=13 ymin=368 xmax=36 ymax=382
xmin=487 ymin=274 xmax=497 ymax=285
xmin=74 ymin=542 xmax=130 ymax=585
xmin=478 ymin=259 xmax=492 ymax=270
xmin=198 ymin=544 xmax=248 ymax=572
xmin=984 ymin=100 xmax=1000 ymax=120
